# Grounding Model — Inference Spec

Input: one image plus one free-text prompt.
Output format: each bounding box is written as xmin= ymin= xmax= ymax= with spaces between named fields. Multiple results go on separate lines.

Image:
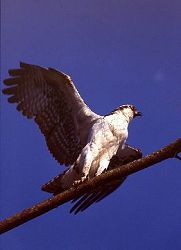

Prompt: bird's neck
xmin=113 ymin=110 xmax=133 ymax=122
xmin=105 ymin=112 xmax=130 ymax=130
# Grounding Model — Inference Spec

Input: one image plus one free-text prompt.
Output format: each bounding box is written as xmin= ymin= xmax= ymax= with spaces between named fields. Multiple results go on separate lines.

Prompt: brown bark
xmin=0 ymin=138 xmax=180 ymax=234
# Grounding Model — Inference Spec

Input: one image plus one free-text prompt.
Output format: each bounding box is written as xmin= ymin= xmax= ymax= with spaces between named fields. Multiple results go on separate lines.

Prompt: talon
xmin=73 ymin=175 xmax=89 ymax=186
xmin=72 ymin=180 xmax=80 ymax=187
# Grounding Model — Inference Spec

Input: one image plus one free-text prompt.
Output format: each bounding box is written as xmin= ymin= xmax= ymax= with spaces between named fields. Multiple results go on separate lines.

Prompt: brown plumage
xmin=3 ymin=62 xmax=142 ymax=214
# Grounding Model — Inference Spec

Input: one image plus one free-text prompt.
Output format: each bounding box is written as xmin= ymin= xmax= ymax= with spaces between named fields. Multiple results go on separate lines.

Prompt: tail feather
xmin=42 ymin=166 xmax=81 ymax=194
xmin=41 ymin=172 xmax=65 ymax=194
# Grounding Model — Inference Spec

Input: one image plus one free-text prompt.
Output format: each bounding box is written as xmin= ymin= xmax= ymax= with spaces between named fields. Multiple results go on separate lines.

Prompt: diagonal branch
xmin=0 ymin=138 xmax=181 ymax=234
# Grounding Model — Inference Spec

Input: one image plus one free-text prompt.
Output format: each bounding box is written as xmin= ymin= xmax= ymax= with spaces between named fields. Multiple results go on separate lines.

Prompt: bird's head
xmin=114 ymin=104 xmax=142 ymax=122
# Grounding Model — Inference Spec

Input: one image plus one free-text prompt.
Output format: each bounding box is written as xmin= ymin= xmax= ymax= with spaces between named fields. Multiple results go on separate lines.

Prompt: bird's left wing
xmin=3 ymin=62 xmax=100 ymax=166
xmin=70 ymin=145 xmax=142 ymax=214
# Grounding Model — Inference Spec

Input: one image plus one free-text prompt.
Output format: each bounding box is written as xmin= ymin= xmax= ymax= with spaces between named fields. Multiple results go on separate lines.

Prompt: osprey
xmin=3 ymin=62 xmax=142 ymax=213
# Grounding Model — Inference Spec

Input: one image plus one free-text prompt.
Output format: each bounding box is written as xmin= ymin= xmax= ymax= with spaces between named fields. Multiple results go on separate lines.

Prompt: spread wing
xmin=70 ymin=145 xmax=142 ymax=214
xmin=3 ymin=62 xmax=100 ymax=166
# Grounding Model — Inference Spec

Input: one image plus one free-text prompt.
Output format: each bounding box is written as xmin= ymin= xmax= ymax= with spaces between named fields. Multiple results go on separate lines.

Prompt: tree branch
xmin=0 ymin=138 xmax=180 ymax=234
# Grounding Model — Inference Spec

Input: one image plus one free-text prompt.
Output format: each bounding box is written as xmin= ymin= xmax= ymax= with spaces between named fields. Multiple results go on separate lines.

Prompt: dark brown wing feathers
xmin=3 ymin=62 xmax=84 ymax=165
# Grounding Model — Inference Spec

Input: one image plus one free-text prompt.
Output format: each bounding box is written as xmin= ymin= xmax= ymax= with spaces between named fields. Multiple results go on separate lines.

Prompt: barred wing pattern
xmin=3 ymin=62 xmax=100 ymax=166
xmin=70 ymin=145 xmax=142 ymax=214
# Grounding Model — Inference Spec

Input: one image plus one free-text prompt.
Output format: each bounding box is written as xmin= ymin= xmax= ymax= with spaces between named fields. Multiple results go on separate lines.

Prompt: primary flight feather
xmin=3 ymin=62 xmax=142 ymax=213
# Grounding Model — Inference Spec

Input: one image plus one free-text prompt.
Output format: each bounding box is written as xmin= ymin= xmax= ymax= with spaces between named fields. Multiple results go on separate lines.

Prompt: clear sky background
xmin=1 ymin=1 xmax=181 ymax=249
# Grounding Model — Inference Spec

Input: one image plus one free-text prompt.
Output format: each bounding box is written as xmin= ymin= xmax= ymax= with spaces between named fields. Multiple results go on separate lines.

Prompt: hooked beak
xmin=134 ymin=111 xmax=142 ymax=117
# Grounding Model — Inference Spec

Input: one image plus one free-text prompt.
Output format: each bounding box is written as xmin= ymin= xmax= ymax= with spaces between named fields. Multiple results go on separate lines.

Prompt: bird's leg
xmin=95 ymin=157 xmax=110 ymax=176
xmin=73 ymin=144 xmax=94 ymax=185
xmin=95 ymin=143 xmax=120 ymax=177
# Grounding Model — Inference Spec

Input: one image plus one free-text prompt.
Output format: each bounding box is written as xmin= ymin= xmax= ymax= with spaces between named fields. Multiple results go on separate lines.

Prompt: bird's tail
xmin=41 ymin=166 xmax=81 ymax=195
xmin=41 ymin=172 xmax=66 ymax=194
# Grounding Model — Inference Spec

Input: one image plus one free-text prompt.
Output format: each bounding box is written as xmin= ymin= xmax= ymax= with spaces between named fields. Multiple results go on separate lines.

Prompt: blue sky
xmin=1 ymin=1 xmax=181 ymax=249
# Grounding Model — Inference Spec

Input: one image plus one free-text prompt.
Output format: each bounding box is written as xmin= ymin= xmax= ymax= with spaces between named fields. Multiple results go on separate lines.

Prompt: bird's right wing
xmin=70 ymin=145 xmax=142 ymax=214
xmin=3 ymin=62 xmax=100 ymax=166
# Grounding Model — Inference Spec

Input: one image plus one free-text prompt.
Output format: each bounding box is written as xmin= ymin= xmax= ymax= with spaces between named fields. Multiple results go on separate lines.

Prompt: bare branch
xmin=0 ymin=138 xmax=180 ymax=234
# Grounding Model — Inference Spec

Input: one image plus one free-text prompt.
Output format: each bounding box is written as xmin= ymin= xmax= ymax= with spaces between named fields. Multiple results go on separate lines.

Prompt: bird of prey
xmin=3 ymin=62 xmax=142 ymax=213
